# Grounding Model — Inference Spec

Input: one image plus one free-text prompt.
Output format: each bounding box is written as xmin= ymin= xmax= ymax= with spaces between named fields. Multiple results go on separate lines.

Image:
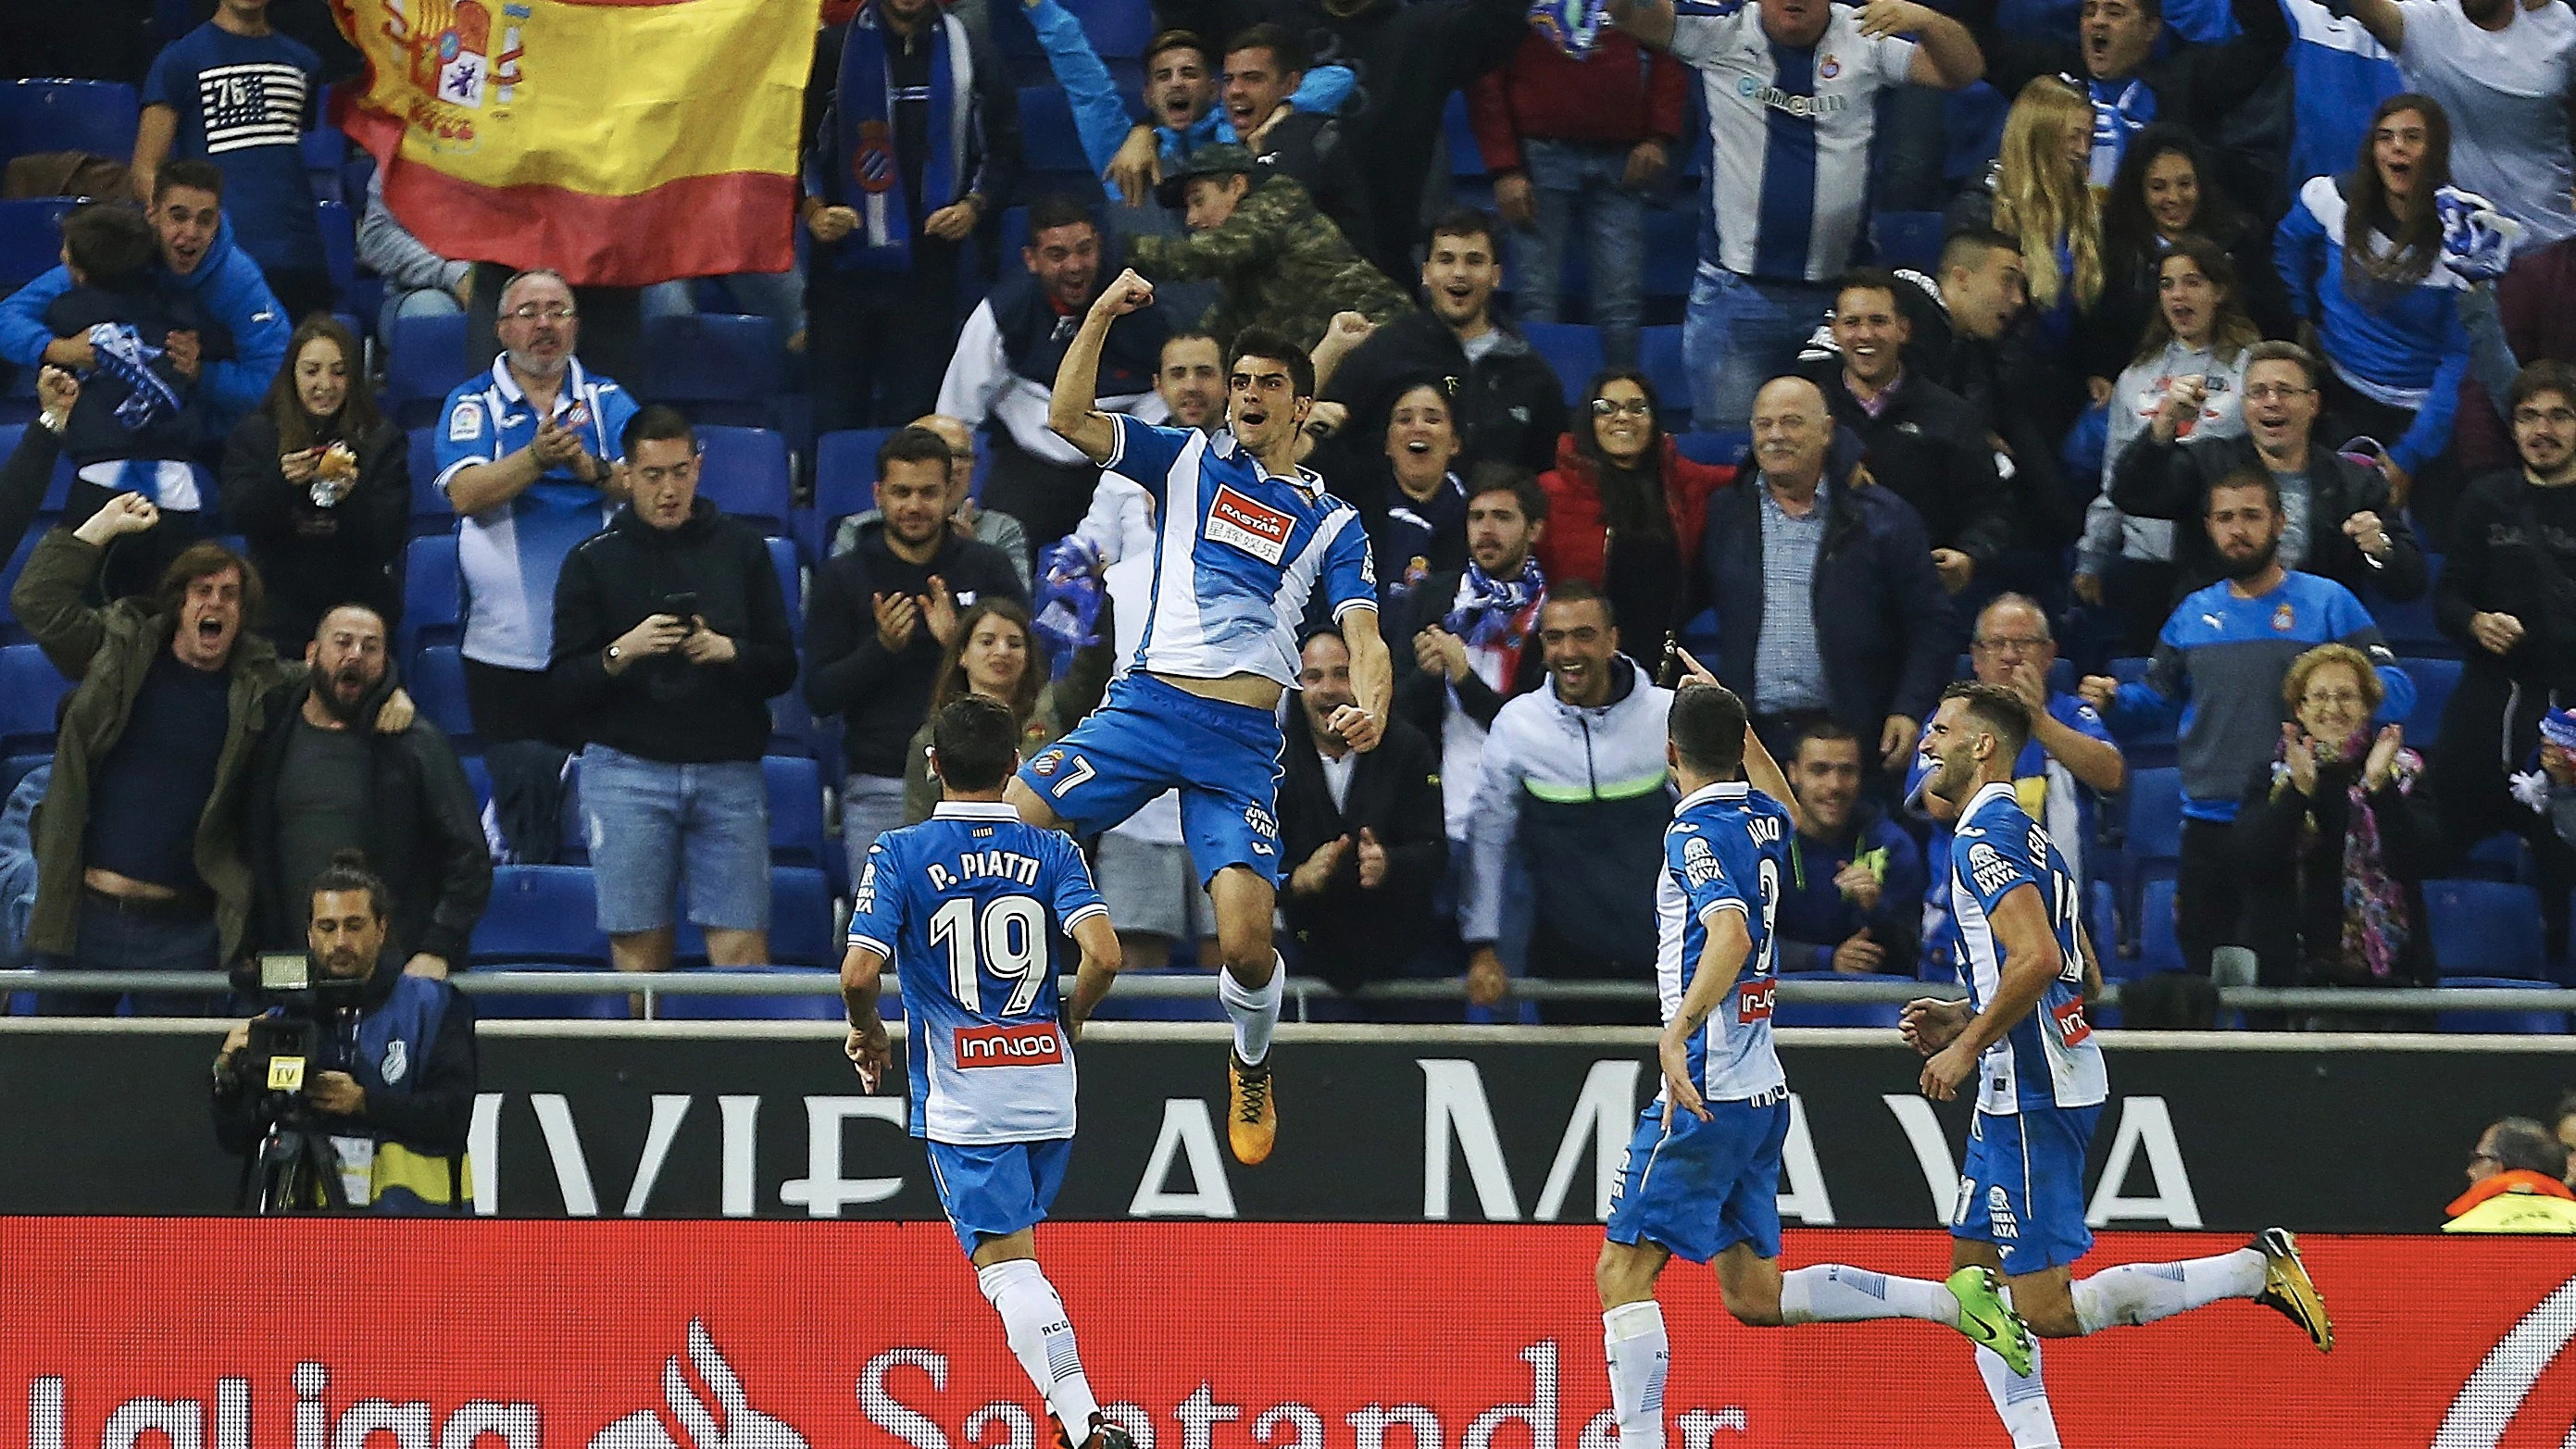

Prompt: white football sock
xmin=2070 ymin=1249 xmax=2266 ymax=1334
xmin=1218 ymin=956 xmax=1284 ymax=1066
xmin=978 ymin=1259 xmax=1100 ymax=1443
xmin=1601 ymin=1300 xmax=1669 ymax=1449
xmin=1780 ymin=1265 xmax=1962 ymax=1326
xmin=1974 ymin=1338 xmax=2059 ymax=1449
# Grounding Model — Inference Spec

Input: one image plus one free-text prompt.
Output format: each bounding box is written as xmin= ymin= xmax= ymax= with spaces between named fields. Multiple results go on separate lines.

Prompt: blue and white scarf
xmin=833 ymin=2 xmax=976 ymax=272
xmin=87 ymin=322 xmax=181 ymax=432
xmin=1444 ymin=556 xmax=1546 ymax=647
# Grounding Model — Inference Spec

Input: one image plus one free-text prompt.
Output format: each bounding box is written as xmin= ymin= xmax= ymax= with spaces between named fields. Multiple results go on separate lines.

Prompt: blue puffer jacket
xmin=0 ymin=214 xmax=289 ymax=443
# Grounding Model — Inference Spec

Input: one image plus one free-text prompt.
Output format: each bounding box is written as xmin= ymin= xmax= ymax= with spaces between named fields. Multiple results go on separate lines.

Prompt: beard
xmin=318 ymin=665 xmax=377 ymax=725
xmin=2220 ymin=537 xmax=2280 ymax=581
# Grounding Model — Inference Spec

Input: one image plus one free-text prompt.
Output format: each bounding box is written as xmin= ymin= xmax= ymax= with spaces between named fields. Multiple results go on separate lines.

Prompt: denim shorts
xmin=580 ymin=745 xmax=770 ymax=934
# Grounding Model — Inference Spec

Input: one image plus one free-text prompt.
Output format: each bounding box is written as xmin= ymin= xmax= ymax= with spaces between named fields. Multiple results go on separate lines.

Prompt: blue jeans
xmin=1511 ymin=139 xmax=1649 ymax=368
xmin=641 ymin=270 xmax=809 ymax=338
xmin=32 ymin=892 xmax=222 ymax=1016
xmin=380 ymin=283 xmax=462 ymax=355
xmin=580 ymin=746 xmax=770 ymax=935
xmin=1682 ymin=268 xmax=1836 ymax=431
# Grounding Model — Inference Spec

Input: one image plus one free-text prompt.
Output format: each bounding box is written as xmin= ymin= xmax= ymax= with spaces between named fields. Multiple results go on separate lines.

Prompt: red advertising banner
xmin=4 ymin=1221 xmax=2570 ymax=1449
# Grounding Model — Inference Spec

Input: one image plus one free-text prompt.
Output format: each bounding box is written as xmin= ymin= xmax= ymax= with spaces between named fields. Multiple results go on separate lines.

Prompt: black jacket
xmin=244 ymin=672 xmax=492 ymax=967
xmin=1253 ymin=110 xmax=1376 ymax=264
xmin=1385 ymin=565 xmax=1548 ymax=739
xmin=44 ymin=280 xmax=232 ymax=468
xmin=806 ymin=518 xmax=1030 ymax=779
xmin=2232 ymin=753 xmax=2439 ymax=988
xmin=1277 ymin=703 xmax=1448 ymax=992
xmin=1323 ymin=309 xmax=1568 ymax=477
xmin=0 ymin=414 xmax=60 ymax=570
xmin=1695 ymin=477 xmax=1955 ymax=748
xmin=1821 ymin=372 xmax=2014 ymax=564
xmin=221 ymin=409 xmax=409 ymax=647
xmin=549 ymin=499 xmax=798 ymax=763
xmin=2107 ymin=428 xmax=2429 ymax=604
xmin=211 ymin=956 xmax=479 ymax=1162
xmin=2429 ymin=470 xmax=2576 ymax=789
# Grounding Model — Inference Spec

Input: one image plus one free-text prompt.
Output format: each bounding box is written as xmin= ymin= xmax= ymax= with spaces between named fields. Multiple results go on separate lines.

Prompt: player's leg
xmin=1004 ymin=776 xmax=1069 ymax=832
xmin=1008 ymin=689 xmax=1177 ymax=840
xmin=1206 ymin=863 xmax=1282 ymax=1161
xmin=936 ymin=1142 xmax=1127 ymax=1449
xmin=2053 ymin=1230 xmax=2329 ymax=1346
xmin=1596 ymin=1103 xmax=1689 ymax=1449
xmin=1954 ymin=1241 xmax=2063 ymax=1449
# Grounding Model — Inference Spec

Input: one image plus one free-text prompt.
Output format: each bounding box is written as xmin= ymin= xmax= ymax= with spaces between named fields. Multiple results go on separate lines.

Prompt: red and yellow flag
xmin=329 ymin=0 xmax=820 ymax=286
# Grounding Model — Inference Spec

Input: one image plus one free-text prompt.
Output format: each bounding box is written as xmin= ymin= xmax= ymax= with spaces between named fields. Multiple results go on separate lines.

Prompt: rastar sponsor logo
xmin=1205 ymin=486 xmax=1294 ymax=566
xmin=955 ymin=1022 xmax=1065 ymax=1068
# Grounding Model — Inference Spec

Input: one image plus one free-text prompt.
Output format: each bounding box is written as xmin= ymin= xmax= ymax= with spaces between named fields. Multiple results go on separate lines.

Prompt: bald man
xmin=1693 ymin=375 xmax=1955 ymax=779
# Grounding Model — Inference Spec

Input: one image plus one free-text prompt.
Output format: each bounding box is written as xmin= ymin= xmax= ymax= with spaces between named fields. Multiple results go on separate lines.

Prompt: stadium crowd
xmin=4 ymin=0 xmax=2576 ymax=1032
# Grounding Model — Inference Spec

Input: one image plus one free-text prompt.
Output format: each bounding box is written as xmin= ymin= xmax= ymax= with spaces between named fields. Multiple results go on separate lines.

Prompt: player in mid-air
xmin=1013 ymin=266 xmax=1390 ymax=1166
xmin=1891 ymin=681 xmax=2333 ymax=1448
xmin=843 ymin=696 xmax=1133 ymax=1449
xmin=1595 ymin=672 xmax=2040 ymax=1449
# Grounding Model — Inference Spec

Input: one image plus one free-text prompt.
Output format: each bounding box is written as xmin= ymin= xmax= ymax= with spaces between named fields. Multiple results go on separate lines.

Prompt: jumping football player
xmin=1015 ymin=267 xmax=1391 ymax=1165
xmin=1900 ymin=681 xmax=2332 ymax=1448
xmin=1596 ymin=675 xmax=2036 ymax=1449
xmin=843 ymin=696 xmax=1132 ymax=1449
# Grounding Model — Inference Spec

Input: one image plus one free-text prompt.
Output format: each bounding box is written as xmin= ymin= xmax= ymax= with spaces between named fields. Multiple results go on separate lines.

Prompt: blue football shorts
xmin=1604 ymin=1089 xmax=1791 ymax=1264
xmin=1018 ymin=672 xmax=1286 ymax=889
xmin=1952 ymin=1104 xmax=2103 ymax=1276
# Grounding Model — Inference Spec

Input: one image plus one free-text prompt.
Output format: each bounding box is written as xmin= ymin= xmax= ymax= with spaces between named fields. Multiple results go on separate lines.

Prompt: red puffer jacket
xmin=1534 ymin=432 xmax=1736 ymax=591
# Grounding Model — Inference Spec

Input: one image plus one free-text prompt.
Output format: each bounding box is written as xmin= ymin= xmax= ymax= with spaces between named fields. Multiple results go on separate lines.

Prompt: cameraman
xmin=211 ymin=850 xmax=478 ymax=1211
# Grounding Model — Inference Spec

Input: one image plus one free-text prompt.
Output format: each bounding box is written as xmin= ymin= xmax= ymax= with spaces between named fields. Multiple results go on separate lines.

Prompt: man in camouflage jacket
xmin=1128 ymin=144 xmax=1410 ymax=354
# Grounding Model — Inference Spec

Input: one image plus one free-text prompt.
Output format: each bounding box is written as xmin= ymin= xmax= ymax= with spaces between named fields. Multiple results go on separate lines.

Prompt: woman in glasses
xmin=1535 ymin=368 xmax=1733 ymax=644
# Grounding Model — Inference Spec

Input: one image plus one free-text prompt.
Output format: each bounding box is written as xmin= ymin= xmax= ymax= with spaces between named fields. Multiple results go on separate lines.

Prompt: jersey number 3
xmin=930 ymin=895 xmax=1048 ymax=1015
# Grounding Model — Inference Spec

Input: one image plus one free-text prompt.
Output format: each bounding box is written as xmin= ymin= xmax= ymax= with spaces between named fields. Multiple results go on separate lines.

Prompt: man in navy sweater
xmin=1772 ymin=719 xmax=1927 ymax=976
xmin=2080 ymin=470 xmax=2413 ymax=978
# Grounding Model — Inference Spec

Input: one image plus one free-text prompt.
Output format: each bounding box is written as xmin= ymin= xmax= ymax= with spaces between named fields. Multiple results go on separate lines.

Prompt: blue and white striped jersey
xmin=844 ymin=801 xmax=1109 ymax=1144
xmin=1656 ymin=781 xmax=1794 ymax=1103
xmin=1102 ymin=413 xmax=1378 ymax=689
xmin=1669 ymin=1 xmax=1917 ymax=283
xmin=1950 ymin=781 xmax=2108 ymax=1117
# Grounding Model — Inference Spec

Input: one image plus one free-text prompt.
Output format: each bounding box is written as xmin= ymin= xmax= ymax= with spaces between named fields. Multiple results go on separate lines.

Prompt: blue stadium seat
xmin=2109 ymin=656 xmax=2153 ymax=686
xmin=2123 ymin=766 xmax=2182 ymax=868
xmin=301 ymin=128 xmax=346 ymax=206
xmin=400 ymin=534 xmax=462 ymax=657
xmin=2367 ymin=556 xmax=2450 ymax=657
xmin=809 ymin=428 xmax=896 ymax=561
xmin=1870 ymin=210 xmax=1945 ymax=272
xmin=1089 ymin=967 xmax=1229 ymax=1021
xmin=654 ymin=965 xmax=844 ymax=1020
xmin=1521 ymin=322 xmax=1606 ymax=408
xmin=671 ymin=866 xmax=836 ymax=970
xmin=406 ymin=428 xmax=452 ymax=535
xmin=1675 ymin=431 xmax=1749 ymax=468
xmin=768 ymin=536 xmax=802 ymax=643
xmin=2398 ymin=656 xmax=2460 ymax=742
xmin=386 ymin=313 xmax=474 ymax=429
xmin=1642 ymin=206 xmax=1697 ymax=306
xmin=317 ymin=199 xmax=355 ymax=316
xmin=0 ymin=643 xmax=67 ymax=756
xmin=0 ymin=198 xmax=76 ymax=293
xmin=2424 ymin=880 xmax=2549 ymax=979
xmin=641 ymin=313 xmax=786 ymax=430
xmin=0 ymin=81 xmax=140 ymax=167
xmin=2434 ymin=977 xmax=2570 ymax=1035
xmin=470 ymin=868 xmax=620 ymax=1017
xmin=764 ymin=755 xmax=828 ymax=868
xmin=410 ymin=644 xmax=475 ymax=748
xmin=0 ymin=530 xmax=44 ymax=645
xmin=1 ymin=751 xmax=49 ymax=802
xmin=1019 ymin=87 xmax=1093 ymax=173
xmin=1769 ymin=971 xmax=1903 ymax=1028
xmin=2455 ymin=831 xmax=2532 ymax=883
xmin=2134 ymin=877 xmax=2182 ymax=972
xmin=1068 ymin=0 xmax=1157 ymax=57
xmin=697 ymin=425 xmax=794 ymax=540
xmin=1640 ymin=325 xmax=1689 ymax=417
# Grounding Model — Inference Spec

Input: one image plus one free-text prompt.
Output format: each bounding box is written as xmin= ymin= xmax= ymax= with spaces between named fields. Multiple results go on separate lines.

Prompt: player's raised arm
xmin=1062 ymin=912 xmax=1124 ymax=1038
xmin=1660 ymin=906 xmax=1751 ymax=1125
xmin=1050 ymin=268 xmax=1157 ymax=466
xmin=1604 ymin=0 xmax=1677 ymax=52
xmin=1920 ymin=881 xmax=2060 ymax=1101
xmin=1738 ymin=715 xmax=1807 ymax=839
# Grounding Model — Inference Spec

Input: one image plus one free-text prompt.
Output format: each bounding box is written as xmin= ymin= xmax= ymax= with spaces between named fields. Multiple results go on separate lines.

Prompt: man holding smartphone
xmin=549 ymin=405 xmax=800 ymax=979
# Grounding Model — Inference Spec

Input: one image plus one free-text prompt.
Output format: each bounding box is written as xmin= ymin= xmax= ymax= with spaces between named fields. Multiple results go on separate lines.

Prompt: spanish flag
xmin=329 ymin=0 xmax=820 ymax=286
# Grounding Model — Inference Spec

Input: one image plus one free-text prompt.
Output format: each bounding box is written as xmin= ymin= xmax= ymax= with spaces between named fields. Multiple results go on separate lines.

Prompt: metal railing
xmin=2 ymin=969 xmax=2570 ymax=1021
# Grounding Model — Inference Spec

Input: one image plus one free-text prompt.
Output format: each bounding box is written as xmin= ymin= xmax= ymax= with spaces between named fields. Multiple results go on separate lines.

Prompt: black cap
xmin=1156 ymin=142 xmax=1257 ymax=209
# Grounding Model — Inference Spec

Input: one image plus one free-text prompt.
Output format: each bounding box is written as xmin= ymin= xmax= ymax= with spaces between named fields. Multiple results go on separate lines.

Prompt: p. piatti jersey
xmin=1950 ymin=781 xmax=2108 ymax=1117
xmin=1102 ymin=414 xmax=1377 ymax=689
xmin=844 ymin=801 xmax=1109 ymax=1144
xmin=1669 ymin=1 xmax=1917 ymax=283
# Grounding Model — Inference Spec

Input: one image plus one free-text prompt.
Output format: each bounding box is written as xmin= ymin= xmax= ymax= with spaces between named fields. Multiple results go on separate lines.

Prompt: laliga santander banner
xmin=5 ymin=1221 xmax=2573 ymax=1449
xmin=325 ymin=0 xmax=819 ymax=286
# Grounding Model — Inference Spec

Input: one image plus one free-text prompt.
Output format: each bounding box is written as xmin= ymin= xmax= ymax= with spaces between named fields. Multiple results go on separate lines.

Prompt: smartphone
xmin=663 ymin=591 xmax=700 ymax=620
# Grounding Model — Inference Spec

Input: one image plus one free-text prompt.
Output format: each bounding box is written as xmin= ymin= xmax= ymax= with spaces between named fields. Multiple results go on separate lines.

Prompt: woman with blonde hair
xmin=1952 ymin=77 xmax=2106 ymax=437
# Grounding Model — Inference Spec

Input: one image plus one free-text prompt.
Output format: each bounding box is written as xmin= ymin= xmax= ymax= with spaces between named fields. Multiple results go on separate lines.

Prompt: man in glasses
xmin=2445 ymin=1118 xmax=2576 ymax=1233
xmin=433 ymin=268 xmax=638 ymax=750
xmin=1813 ymin=267 xmax=2011 ymax=599
xmin=2108 ymin=340 xmax=2427 ymax=606
xmin=1907 ymin=595 xmax=2124 ymax=979
xmin=2426 ymin=360 xmax=2576 ymax=893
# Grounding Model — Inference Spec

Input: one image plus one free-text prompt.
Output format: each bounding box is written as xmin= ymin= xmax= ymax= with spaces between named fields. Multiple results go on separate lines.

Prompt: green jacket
xmin=10 ymin=530 xmax=293 ymax=961
xmin=1126 ymin=174 xmax=1411 ymax=353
